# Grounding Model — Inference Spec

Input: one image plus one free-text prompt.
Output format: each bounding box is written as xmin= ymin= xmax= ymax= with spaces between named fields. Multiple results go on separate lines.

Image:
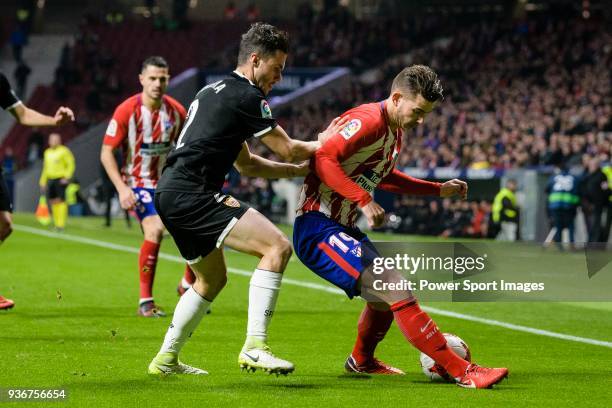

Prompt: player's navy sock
xmin=139 ymin=240 xmax=160 ymax=301
xmin=182 ymin=264 xmax=196 ymax=288
xmin=391 ymin=299 xmax=469 ymax=378
xmin=351 ymin=303 xmax=393 ymax=365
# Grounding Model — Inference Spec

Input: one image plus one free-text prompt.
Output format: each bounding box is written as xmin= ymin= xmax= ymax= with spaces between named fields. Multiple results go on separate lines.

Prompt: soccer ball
xmin=420 ymin=333 xmax=471 ymax=381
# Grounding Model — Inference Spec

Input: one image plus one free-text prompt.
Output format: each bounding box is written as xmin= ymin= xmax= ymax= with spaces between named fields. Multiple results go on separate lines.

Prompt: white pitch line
xmin=12 ymin=224 xmax=612 ymax=349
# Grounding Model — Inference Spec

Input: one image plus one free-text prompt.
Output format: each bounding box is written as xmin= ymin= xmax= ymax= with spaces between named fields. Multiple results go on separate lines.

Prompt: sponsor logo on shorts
xmin=224 ymin=196 xmax=241 ymax=208
xmin=339 ymin=119 xmax=361 ymax=140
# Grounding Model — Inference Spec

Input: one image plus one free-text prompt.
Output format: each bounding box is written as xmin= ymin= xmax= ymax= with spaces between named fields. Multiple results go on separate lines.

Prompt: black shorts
xmin=155 ymin=190 xmax=250 ymax=262
xmin=47 ymin=178 xmax=67 ymax=200
xmin=0 ymin=171 xmax=12 ymax=212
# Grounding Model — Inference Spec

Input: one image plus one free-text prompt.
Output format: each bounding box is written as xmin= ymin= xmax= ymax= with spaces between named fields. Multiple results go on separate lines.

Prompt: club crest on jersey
xmin=261 ymin=100 xmax=272 ymax=119
xmin=106 ymin=119 xmax=118 ymax=137
xmin=350 ymin=245 xmax=362 ymax=258
xmin=340 ymin=119 xmax=361 ymax=140
xmin=223 ymin=196 xmax=241 ymax=208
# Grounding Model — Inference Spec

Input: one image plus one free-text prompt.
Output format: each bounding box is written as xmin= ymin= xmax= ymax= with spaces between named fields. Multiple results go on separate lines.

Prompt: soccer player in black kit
xmin=0 ymin=72 xmax=74 ymax=310
xmin=148 ymin=23 xmax=345 ymax=375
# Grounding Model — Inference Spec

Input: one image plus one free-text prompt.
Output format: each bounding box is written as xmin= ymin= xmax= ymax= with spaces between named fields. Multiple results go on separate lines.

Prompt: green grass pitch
xmin=1 ymin=213 xmax=611 ymax=407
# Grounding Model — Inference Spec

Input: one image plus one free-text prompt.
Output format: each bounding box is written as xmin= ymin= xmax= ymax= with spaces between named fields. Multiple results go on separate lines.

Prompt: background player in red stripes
xmin=294 ymin=65 xmax=508 ymax=388
xmin=100 ymin=56 xmax=193 ymax=317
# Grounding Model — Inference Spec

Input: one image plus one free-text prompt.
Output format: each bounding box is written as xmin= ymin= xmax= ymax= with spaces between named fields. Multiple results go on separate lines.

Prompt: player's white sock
xmin=159 ymin=287 xmax=211 ymax=355
xmin=246 ymin=269 xmax=283 ymax=343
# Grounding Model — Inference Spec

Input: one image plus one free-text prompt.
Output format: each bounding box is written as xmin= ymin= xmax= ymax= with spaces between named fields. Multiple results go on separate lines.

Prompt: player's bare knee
xmin=272 ymin=236 xmax=293 ymax=264
xmin=144 ymin=227 xmax=164 ymax=243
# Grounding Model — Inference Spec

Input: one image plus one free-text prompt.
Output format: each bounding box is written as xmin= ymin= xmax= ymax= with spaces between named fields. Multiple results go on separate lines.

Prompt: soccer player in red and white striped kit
xmin=101 ymin=56 xmax=195 ymax=317
xmin=294 ymin=65 xmax=508 ymax=388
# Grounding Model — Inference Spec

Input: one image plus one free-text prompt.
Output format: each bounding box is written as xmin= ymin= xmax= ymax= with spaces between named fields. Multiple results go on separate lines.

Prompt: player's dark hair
xmin=237 ymin=22 xmax=289 ymax=64
xmin=391 ymin=65 xmax=444 ymax=102
xmin=141 ymin=56 xmax=169 ymax=72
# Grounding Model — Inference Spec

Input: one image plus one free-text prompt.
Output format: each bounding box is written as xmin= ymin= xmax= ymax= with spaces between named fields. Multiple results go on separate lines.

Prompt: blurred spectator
xmin=546 ymin=166 xmax=580 ymax=249
xmin=9 ymin=26 xmax=27 ymax=62
xmin=492 ymin=179 xmax=520 ymax=241
xmin=581 ymin=156 xmax=610 ymax=242
xmin=246 ymin=3 xmax=260 ymax=22
xmin=172 ymin=0 xmax=190 ymax=29
xmin=224 ymin=2 xmax=237 ymax=20
xmin=26 ymin=131 xmax=44 ymax=166
xmin=1 ymin=148 xmax=15 ymax=205
xmin=13 ymin=60 xmax=31 ymax=98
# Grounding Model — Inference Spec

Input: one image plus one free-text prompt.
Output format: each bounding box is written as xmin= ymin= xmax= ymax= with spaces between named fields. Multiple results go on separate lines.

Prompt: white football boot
xmin=238 ymin=337 xmax=295 ymax=375
xmin=148 ymin=352 xmax=208 ymax=375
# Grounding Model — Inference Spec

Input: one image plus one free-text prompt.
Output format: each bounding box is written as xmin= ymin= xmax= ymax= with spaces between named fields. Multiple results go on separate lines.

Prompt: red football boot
xmin=0 ymin=295 xmax=15 ymax=310
xmin=344 ymin=355 xmax=405 ymax=375
xmin=456 ymin=364 xmax=508 ymax=388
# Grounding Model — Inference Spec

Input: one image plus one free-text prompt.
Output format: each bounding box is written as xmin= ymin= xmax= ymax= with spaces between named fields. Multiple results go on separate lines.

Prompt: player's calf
xmin=0 ymin=211 xmax=12 ymax=242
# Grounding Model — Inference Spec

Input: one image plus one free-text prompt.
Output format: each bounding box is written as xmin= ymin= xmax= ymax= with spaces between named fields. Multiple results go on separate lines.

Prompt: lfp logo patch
xmin=106 ymin=119 xmax=118 ymax=137
xmin=261 ymin=100 xmax=273 ymax=119
xmin=340 ymin=119 xmax=361 ymax=140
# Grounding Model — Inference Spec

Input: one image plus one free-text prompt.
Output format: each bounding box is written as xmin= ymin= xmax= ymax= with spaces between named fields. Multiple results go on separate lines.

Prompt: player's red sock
xmin=184 ymin=264 xmax=196 ymax=285
xmin=391 ymin=299 xmax=469 ymax=378
xmin=351 ymin=303 xmax=394 ymax=365
xmin=139 ymin=240 xmax=160 ymax=301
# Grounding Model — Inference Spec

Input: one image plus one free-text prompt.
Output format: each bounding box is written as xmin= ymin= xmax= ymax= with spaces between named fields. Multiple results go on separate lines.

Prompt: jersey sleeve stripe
xmin=253 ymin=126 xmax=273 ymax=137
xmin=6 ymin=100 xmax=22 ymax=110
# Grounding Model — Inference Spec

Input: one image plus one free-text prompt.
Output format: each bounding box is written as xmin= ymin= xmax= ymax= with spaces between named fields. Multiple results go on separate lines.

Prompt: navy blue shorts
xmin=132 ymin=187 xmax=157 ymax=221
xmin=293 ymin=212 xmax=378 ymax=298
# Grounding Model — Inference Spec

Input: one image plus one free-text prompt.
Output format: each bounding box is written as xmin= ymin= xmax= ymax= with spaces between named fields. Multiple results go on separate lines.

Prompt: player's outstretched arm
xmin=9 ymin=104 xmax=75 ymax=127
xmin=378 ymin=171 xmax=466 ymax=199
xmin=234 ymin=142 xmax=309 ymax=179
xmin=260 ymin=117 xmax=348 ymax=162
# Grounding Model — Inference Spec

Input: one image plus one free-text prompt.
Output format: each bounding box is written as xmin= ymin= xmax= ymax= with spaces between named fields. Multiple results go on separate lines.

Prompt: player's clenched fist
xmin=118 ymin=185 xmax=138 ymax=210
xmin=53 ymin=106 xmax=75 ymax=126
xmin=361 ymin=200 xmax=385 ymax=228
xmin=440 ymin=178 xmax=468 ymax=199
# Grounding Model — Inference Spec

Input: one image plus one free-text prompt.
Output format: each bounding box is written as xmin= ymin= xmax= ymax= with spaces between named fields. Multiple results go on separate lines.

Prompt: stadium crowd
xmin=278 ymin=13 xmax=611 ymax=172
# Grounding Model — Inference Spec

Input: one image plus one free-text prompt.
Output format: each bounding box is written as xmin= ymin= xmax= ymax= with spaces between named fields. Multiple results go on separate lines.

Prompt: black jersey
xmin=157 ymin=71 xmax=277 ymax=193
xmin=0 ymin=72 xmax=20 ymax=110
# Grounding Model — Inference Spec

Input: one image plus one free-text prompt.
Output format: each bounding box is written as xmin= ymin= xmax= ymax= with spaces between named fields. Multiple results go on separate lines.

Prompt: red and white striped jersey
xmin=298 ymin=101 xmax=441 ymax=227
xmin=298 ymin=102 xmax=402 ymax=226
xmin=103 ymin=94 xmax=186 ymax=188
